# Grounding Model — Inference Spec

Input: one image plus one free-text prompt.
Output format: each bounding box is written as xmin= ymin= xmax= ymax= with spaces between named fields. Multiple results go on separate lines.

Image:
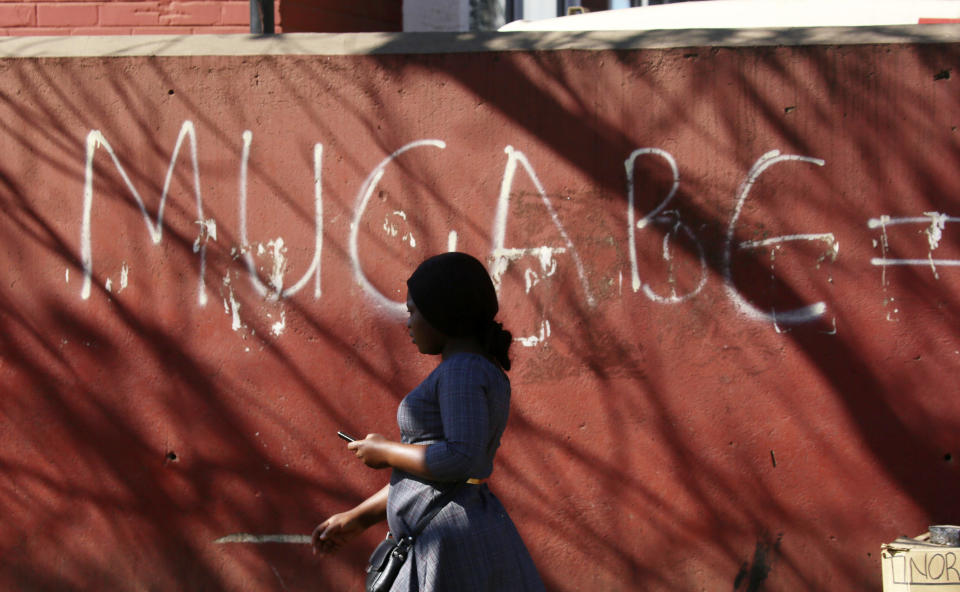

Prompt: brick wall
xmin=0 ymin=0 xmax=277 ymax=35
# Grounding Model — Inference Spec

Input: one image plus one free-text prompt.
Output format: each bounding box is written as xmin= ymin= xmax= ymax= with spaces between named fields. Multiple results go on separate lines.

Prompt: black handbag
xmin=365 ymin=483 xmax=464 ymax=592
xmin=365 ymin=534 xmax=412 ymax=592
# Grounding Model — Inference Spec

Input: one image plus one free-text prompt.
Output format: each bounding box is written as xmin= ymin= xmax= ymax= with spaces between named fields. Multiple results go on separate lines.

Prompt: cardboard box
xmin=883 ymin=533 xmax=960 ymax=590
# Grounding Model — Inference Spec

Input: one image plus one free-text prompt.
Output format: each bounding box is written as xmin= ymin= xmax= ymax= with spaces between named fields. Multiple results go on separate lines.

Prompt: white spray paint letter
xmin=490 ymin=146 xmax=594 ymax=306
xmin=238 ymin=133 xmax=324 ymax=300
xmin=868 ymin=213 xmax=960 ymax=281
xmin=80 ymin=121 xmax=208 ymax=304
xmin=624 ymin=147 xmax=707 ymax=303
xmin=722 ymin=150 xmax=831 ymax=325
xmin=349 ymin=139 xmax=446 ymax=317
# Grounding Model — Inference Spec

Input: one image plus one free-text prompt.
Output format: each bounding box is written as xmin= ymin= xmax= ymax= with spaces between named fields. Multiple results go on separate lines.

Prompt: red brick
xmin=160 ymin=1 xmax=220 ymax=25
xmin=38 ymin=3 xmax=98 ymax=27
xmin=3 ymin=27 xmax=64 ymax=36
xmin=220 ymin=1 xmax=248 ymax=26
xmin=196 ymin=25 xmax=246 ymax=34
xmin=72 ymin=25 xmax=133 ymax=34
xmin=132 ymin=25 xmax=192 ymax=34
xmin=99 ymin=2 xmax=160 ymax=26
xmin=0 ymin=5 xmax=35 ymax=27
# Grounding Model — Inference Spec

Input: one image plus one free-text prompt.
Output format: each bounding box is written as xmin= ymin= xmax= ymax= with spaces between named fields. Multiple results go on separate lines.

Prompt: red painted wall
xmin=0 ymin=32 xmax=958 ymax=591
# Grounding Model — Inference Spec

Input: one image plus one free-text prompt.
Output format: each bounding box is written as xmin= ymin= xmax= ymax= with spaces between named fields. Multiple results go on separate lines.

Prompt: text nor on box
xmin=883 ymin=535 xmax=960 ymax=591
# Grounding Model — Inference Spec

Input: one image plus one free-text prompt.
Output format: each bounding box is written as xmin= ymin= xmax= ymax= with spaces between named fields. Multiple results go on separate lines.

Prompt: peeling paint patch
xmin=516 ymin=320 xmax=551 ymax=347
xmin=223 ymin=274 xmax=245 ymax=332
xmin=266 ymin=238 xmax=287 ymax=298
xmin=193 ymin=218 xmax=217 ymax=253
xmin=383 ymin=211 xmax=416 ymax=248
xmin=228 ymin=290 xmax=243 ymax=331
xmin=490 ymin=246 xmax=566 ymax=292
xmin=383 ymin=210 xmax=406 ymax=236
xmin=270 ymin=311 xmax=286 ymax=337
xmin=119 ymin=262 xmax=129 ymax=293
xmin=925 ymin=211 xmax=947 ymax=279
xmin=924 ymin=211 xmax=947 ymax=251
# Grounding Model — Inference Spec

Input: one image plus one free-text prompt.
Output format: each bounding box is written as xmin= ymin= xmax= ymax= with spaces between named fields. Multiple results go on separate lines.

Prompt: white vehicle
xmin=499 ymin=0 xmax=960 ymax=31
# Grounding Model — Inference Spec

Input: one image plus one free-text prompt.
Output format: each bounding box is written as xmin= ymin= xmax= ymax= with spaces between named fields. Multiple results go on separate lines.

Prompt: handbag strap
xmin=408 ymin=481 xmax=465 ymax=539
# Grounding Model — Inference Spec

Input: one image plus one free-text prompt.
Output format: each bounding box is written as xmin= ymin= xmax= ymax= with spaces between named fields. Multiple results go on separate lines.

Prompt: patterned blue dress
xmin=385 ymin=353 xmax=545 ymax=591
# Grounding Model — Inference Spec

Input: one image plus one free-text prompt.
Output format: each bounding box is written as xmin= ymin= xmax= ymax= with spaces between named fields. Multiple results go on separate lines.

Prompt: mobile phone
xmin=337 ymin=431 xmax=356 ymax=443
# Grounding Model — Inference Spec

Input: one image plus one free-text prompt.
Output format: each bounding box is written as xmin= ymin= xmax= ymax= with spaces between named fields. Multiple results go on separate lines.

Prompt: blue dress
xmin=385 ymin=353 xmax=545 ymax=592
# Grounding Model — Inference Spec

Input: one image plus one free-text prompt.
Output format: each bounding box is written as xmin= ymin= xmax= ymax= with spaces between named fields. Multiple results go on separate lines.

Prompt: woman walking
xmin=312 ymin=252 xmax=545 ymax=591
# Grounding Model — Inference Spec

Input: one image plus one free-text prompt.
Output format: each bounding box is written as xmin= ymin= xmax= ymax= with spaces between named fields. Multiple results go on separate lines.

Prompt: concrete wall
xmin=0 ymin=27 xmax=958 ymax=591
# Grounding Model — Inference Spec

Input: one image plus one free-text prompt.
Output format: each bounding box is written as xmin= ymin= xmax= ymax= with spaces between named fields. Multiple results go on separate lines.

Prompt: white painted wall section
xmin=404 ymin=0 xmax=471 ymax=32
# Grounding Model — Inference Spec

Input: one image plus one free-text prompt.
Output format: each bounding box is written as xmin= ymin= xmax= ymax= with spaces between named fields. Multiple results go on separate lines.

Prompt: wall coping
xmin=1 ymin=25 xmax=959 ymax=58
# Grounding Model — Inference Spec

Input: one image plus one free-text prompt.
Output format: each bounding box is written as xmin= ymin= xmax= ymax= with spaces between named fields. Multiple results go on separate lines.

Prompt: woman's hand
xmin=311 ymin=510 xmax=366 ymax=555
xmin=345 ymin=435 xmax=432 ymax=477
xmin=348 ymin=434 xmax=392 ymax=469
xmin=312 ymin=485 xmax=388 ymax=556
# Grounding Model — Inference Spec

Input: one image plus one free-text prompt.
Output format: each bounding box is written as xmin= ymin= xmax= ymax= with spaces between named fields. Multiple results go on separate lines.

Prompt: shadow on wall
xmin=0 ymin=27 xmax=959 ymax=591
xmin=362 ymin=29 xmax=960 ymax=589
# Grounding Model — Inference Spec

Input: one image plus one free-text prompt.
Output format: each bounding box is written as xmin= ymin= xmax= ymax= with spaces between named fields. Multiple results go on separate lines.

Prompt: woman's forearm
xmin=349 ymin=435 xmax=435 ymax=479
xmin=312 ymin=484 xmax=389 ymax=554
xmin=382 ymin=442 xmax=433 ymax=479
xmin=348 ymin=484 xmax=389 ymax=527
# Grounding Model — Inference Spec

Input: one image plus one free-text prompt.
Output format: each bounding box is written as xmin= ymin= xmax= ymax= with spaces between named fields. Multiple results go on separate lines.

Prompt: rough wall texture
xmin=0 ymin=29 xmax=958 ymax=591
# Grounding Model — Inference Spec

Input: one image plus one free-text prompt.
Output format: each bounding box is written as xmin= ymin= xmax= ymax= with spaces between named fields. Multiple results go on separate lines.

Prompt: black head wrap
xmin=406 ymin=252 xmax=499 ymax=338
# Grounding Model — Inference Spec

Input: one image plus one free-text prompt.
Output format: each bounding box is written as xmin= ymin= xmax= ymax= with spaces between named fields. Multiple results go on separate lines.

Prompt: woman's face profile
xmin=406 ymin=295 xmax=446 ymax=355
